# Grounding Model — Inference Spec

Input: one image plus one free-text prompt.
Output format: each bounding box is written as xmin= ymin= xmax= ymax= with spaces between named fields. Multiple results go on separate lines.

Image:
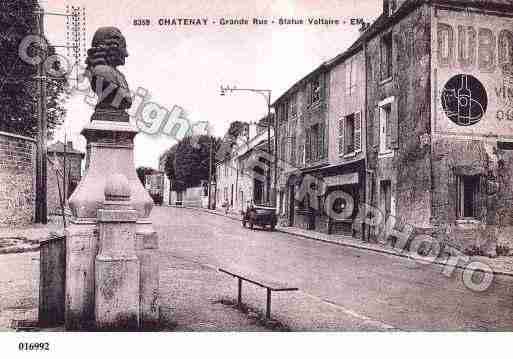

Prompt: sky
xmin=42 ymin=0 xmax=381 ymax=168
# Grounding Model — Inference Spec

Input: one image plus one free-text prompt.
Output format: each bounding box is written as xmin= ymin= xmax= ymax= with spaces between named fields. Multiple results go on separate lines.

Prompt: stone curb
xmin=171 ymin=205 xmax=513 ymax=278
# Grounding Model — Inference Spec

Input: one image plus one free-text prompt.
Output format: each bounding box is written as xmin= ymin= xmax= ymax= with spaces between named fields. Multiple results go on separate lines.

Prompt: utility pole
xmin=35 ymin=4 xmax=47 ymax=224
xmin=63 ymin=132 xmax=67 ymax=207
xmin=33 ymin=4 xmax=86 ymax=223
xmin=265 ymin=94 xmax=271 ymax=205
xmin=220 ymin=86 xmax=276 ymax=206
xmin=208 ymin=136 xmax=213 ymax=209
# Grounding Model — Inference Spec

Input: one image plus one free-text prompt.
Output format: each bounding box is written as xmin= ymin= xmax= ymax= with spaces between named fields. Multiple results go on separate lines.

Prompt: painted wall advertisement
xmin=434 ymin=9 xmax=513 ymax=137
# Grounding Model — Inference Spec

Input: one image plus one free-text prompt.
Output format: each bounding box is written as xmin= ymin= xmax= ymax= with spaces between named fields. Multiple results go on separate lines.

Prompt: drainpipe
xmin=363 ymin=35 xmax=373 ymax=242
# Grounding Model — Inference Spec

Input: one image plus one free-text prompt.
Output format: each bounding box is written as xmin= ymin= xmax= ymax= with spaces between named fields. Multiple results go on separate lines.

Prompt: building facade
xmin=47 ymin=141 xmax=84 ymax=215
xmin=275 ymin=0 xmax=513 ymax=254
xmin=158 ymin=151 xmax=171 ymax=205
xmin=215 ymin=122 xmax=274 ymax=214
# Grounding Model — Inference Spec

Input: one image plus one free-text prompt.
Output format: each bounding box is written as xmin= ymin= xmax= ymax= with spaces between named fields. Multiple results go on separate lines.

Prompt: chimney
xmin=383 ymin=0 xmax=389 ymax=14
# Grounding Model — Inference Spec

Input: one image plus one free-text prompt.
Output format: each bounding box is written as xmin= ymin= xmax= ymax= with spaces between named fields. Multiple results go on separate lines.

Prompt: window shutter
xmin=338 ymin=117 xmax=345 ymax=155
xmin=391 ymin=99 xmax=399 ymax=149
xmin=354 ymin=111 xmax=362 ymax=152
xmin=305 ymin=130 xmax=311 ymax=162
xmin=374 ymin=107 xmax=380 ymax=149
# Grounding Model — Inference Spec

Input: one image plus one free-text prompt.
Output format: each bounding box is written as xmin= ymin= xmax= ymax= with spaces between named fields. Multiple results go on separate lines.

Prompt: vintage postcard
xmin=0 ymin=0 xmax=512 ymax=357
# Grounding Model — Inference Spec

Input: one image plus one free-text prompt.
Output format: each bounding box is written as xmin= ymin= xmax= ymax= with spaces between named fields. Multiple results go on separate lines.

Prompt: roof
xmin=47 ymin=141 xmax=84 ymax=156
xmin=273 ymin=0 xmax=513 ymax=106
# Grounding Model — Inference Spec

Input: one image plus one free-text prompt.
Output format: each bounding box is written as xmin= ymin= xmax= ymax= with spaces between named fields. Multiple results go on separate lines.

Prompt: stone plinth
xmin=63 ymin=110 xmax=159 ymax=330
xmin=136 ymin=220 xmax=159 ymax=328
xmin=95 ymin=173 xmax=140 ymax=330
xmin=69 ymin=118 xmax=153 ymax=220
xmin=64 ymin=221 xmax=98 ymax=330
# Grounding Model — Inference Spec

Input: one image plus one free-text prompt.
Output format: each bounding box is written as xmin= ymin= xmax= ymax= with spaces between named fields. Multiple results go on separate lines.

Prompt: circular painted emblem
xmin=441 ymin=74 xmax=487 ymax=126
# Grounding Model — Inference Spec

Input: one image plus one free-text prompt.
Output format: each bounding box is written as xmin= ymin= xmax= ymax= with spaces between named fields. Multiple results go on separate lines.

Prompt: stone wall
xmin=366 ymin=4 xmax=433 ymax=236
xmin=0 ymin=131 xmax=36 ymax=226
xmin=431 ymin=138 xmax=513 ymax=252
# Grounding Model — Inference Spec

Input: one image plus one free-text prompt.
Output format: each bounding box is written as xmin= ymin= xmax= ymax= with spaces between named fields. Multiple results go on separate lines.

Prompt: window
xmin=338 ymin=112 xmax=362 ymax=156
xmin=457 ymin=175 xmax=480 ymax=219
xmin=280 ymin=138 xmax=287 ymax=164
xmin=305 ymin=128 xmax=311 ymax=162
xmin=310 ymin=75 xmax=322 ymax=104
xmin=378 ymin=97 xmax=394 ymax=155
xmin=312 ymin=124 xmax=319 ymax=160
xmin=290 ymin=134 xmax=296 ymax=166
xmin=305 ymin=123 xmax=326 ymax=162
xmin=381 ymin=32 xmax=393 ymax=80
xmin=289 ymin=92 xmax=297 ymax=118
xmin=278 ymin=104 xmax=286 ymax=124
xmin=345 ymin=114 xmax=355 ymax=154
xmin=346 ymin=58 xmax=357 ymax=95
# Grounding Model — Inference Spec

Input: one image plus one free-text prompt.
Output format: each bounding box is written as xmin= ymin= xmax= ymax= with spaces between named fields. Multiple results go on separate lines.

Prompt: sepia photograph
xmin=1 ymin=0 xmax=513 ymax=357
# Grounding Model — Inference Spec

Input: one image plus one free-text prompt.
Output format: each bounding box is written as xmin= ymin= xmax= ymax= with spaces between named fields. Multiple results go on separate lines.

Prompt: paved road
xmin=154 ymin=206 xmax=513 ymax=331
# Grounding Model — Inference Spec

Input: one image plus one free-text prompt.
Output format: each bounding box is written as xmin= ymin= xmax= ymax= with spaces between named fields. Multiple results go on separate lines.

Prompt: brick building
xmin=47 ymin=141 xmax=84 ymax=215
xmin=275 ymin=0 xmax=513 ymax=253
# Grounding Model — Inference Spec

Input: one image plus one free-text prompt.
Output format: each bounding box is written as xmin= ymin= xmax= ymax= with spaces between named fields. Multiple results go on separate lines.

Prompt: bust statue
xmin=85 ymin=27 xmax=132 ymax=113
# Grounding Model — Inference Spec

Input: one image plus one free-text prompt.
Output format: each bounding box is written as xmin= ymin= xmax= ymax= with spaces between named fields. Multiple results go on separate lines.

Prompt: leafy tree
xmin=163 ymin=144 xmax=178 ymax=183
xmin=216 ymin=121 xmax=248 ymax=161
xmin=136 ymin=166 xmax=156 ymax=186
xmin=0 ymin=0 xmax=68 ymax=138
xmin=174 ymin=135 xmax=219 ymax=191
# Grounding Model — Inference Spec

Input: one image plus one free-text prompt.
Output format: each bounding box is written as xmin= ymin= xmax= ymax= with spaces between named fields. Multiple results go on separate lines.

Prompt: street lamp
xmin=220 ymin=85 xmax=277 ymax=206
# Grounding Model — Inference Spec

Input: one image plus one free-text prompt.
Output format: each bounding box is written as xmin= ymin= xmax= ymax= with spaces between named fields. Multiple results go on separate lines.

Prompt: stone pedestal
xmin=136 ymin=220 xmax=159 ymax=328
xmin=95 ymin=174 xmax=140 ymax=330
xmin=64 ymin=111 xmax=158 ymax=330
xmin=64 ymin=220 xmax=98 ymax=330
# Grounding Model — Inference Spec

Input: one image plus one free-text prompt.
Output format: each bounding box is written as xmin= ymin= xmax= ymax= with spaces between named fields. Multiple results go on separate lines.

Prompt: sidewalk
xmin=0 ymin=216 xmax=65 ymax=255
xmin=174 ymin=205 xmax=513 ymax=277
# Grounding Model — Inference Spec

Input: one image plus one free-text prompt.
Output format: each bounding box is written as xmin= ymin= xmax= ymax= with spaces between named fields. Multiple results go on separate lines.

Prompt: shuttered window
xmin=338 ymin=117 xmax=345 ymax=155
xmin=339 ymin=111 xmax=362 ymax=156
xmin=305 ymin=129 xmax=311 ymax=162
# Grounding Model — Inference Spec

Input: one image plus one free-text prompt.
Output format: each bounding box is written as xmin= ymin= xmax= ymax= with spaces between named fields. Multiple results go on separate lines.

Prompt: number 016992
xmin=18 ymin=342 xmax=50 ymax=351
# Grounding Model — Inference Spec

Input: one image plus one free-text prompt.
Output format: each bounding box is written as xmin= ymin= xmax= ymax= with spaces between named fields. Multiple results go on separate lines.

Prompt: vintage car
xmin=242 ymin=205 xmax=277 ymax=231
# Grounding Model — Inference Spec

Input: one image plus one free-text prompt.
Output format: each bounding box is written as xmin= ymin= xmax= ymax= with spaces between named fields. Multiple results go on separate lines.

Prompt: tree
xmin=0 ymin=0 xmax=68 ymax=138
xmin=216 ymin=121 xmax=248 ymax=161
xmin=163 ymin=144 xmax=178 ymax=183
xmin=174 ymin=135 xmax=220 ymax=191
xmin=136 ymin=166 xmax=156 ymax=186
